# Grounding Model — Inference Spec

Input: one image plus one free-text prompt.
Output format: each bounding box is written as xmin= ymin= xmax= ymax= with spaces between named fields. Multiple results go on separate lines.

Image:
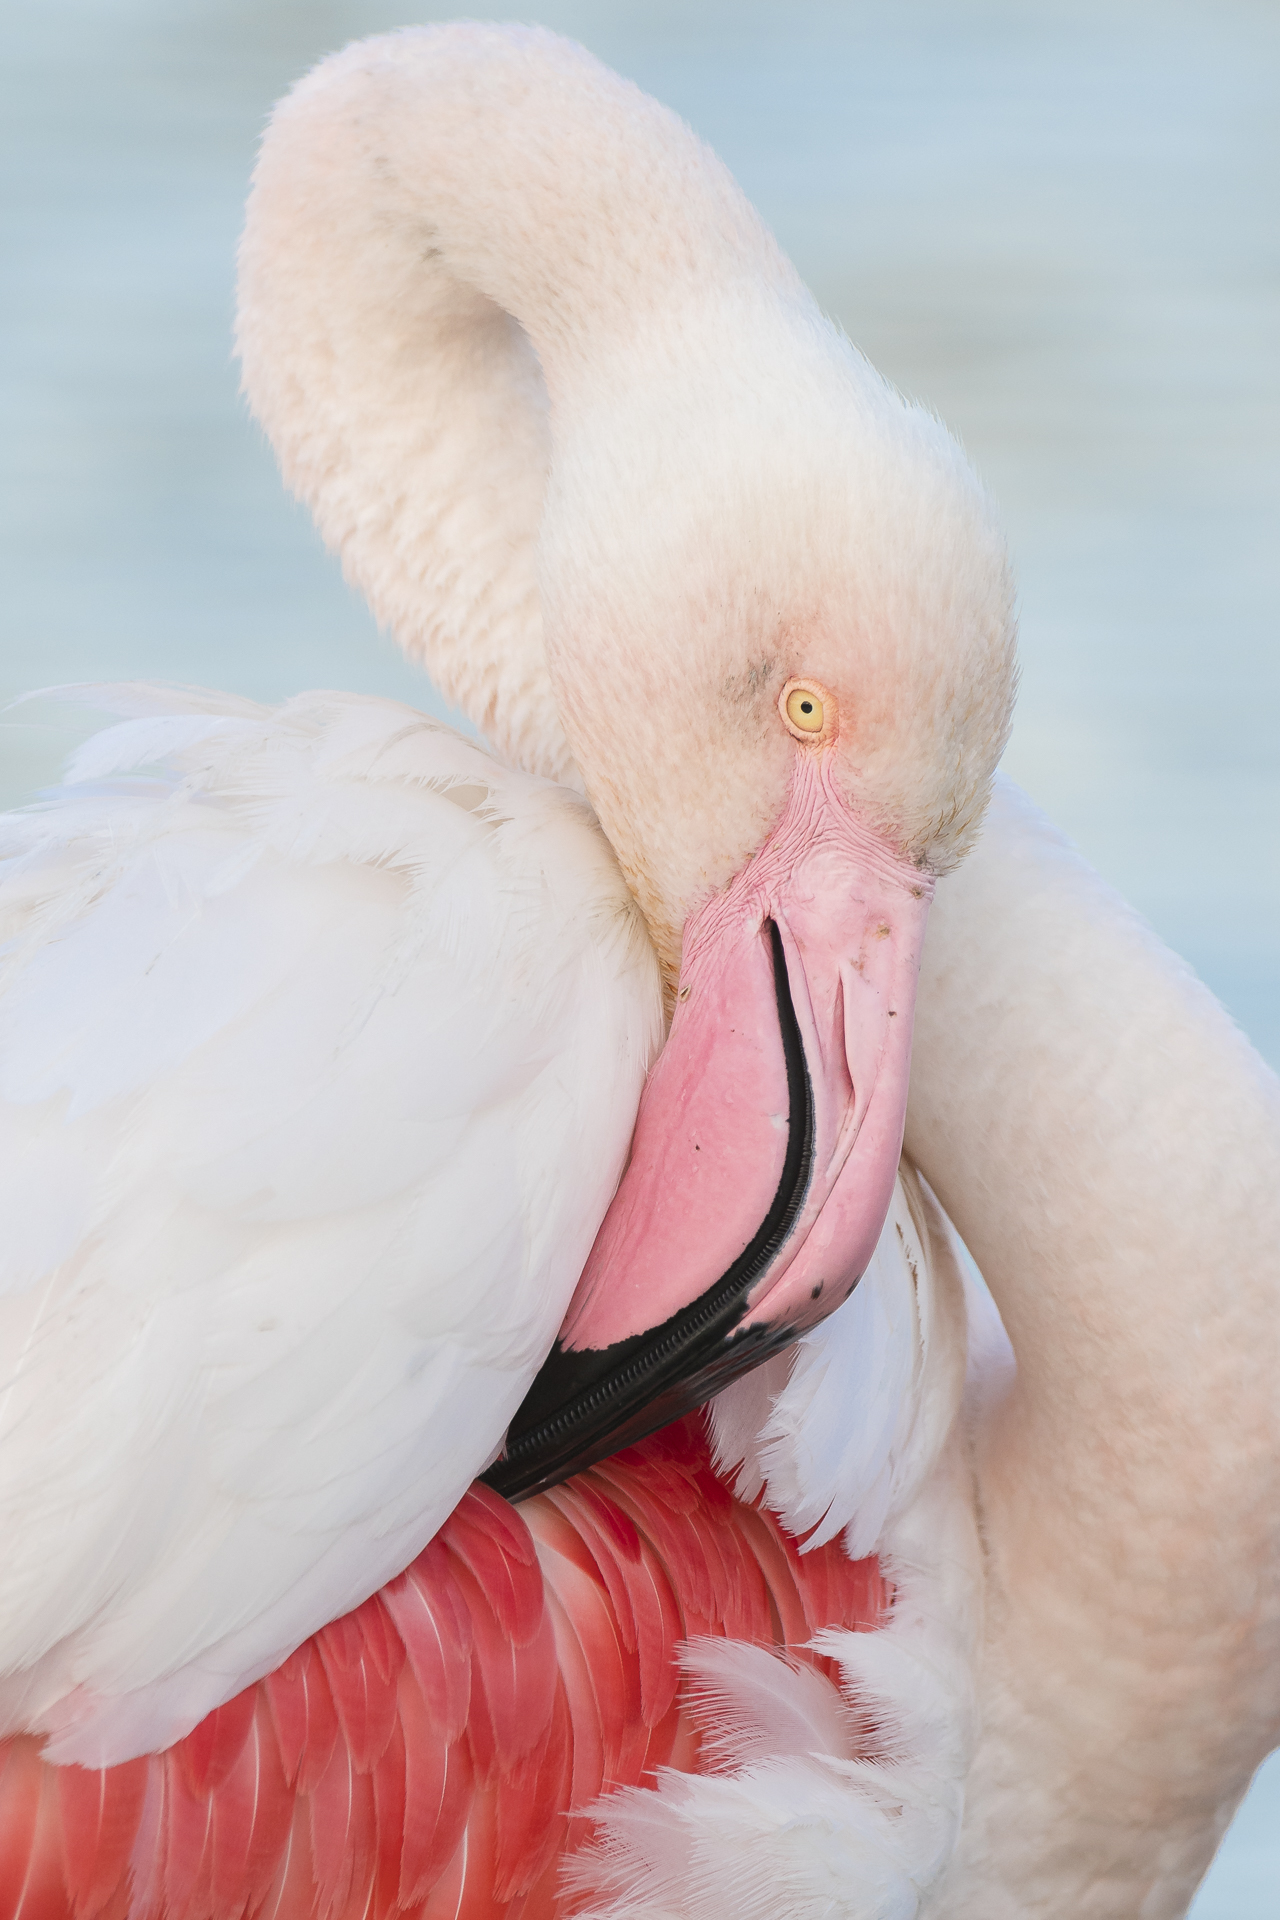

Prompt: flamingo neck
xmin=906 ymin=774 xmax=1280 ymax=1906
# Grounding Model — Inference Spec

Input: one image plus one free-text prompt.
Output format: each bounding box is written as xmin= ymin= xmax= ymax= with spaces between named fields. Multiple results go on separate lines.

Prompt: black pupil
xmin=800 ymin=701 xmax=813 ymax=714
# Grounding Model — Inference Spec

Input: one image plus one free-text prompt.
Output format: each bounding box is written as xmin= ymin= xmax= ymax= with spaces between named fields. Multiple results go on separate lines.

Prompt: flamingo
xmin=0 ymin=22 xmax=1274 ymax=1920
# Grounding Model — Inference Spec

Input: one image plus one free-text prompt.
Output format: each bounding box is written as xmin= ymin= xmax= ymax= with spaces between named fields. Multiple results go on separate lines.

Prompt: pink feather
xmin=0 ymin=1417 xmax=889 ymax=1920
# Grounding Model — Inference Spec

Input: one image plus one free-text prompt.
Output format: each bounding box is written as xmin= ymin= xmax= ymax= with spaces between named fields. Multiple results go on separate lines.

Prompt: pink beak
xmin=486 ymin=752 xmax=933 ymax=1501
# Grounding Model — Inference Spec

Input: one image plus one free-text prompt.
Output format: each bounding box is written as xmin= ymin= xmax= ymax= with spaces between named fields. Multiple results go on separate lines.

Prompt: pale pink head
xmin=238 ymin=25 xmax=1018 ymax=1495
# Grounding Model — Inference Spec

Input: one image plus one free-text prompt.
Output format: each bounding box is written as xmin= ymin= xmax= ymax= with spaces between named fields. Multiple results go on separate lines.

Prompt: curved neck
xmin=239 ymin=22 xmax=1016 ymax=988
xmin=238 ymin=24 xmax=808 ymax=791
xmin=293 ymin=26 xmax=799 ymax=403
xmin=907 ymin=776 xmax=1280 ymax=1899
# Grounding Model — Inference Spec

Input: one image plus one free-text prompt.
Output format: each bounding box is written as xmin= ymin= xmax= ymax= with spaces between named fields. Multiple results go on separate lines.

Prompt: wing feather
xmin=0 ymin=689 xmax=661 ymax=1767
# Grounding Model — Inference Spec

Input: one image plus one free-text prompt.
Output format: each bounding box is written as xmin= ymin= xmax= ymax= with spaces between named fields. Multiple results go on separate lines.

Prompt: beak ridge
xmin=483 ymin=755 xmax=934 ymax=1503
xmin=484 ymin=921 xmax=812 ymax=1501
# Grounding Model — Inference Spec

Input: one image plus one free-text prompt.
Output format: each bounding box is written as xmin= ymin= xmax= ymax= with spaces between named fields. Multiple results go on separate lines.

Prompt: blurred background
xmin=2 ymin=2 xmax=1277 ymax=1905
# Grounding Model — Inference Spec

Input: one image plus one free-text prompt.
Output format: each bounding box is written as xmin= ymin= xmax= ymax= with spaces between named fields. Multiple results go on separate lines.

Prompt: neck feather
xmin=906 ymin=775 xmax=1280 ymax=1862
xmin=237 ymin=24 xmax=803 ymax=786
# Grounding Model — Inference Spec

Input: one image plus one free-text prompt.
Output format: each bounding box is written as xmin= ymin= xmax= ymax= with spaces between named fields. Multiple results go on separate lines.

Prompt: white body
xmin=0 ymin=684 xmax=989 ymax=1905
xmin=0 ymin=688 xmax=660 ymax=1762
xmin=1 ymin=20 xmax=1275 ymax=1920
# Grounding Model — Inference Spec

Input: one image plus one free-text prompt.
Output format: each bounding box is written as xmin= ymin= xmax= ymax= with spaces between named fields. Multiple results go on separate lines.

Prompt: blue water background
xmin=2 ymin=3 xmax=1277 ymax=1905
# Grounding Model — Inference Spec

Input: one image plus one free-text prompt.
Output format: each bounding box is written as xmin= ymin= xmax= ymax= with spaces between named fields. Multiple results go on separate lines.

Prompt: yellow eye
xmin=784 ymin=686 xmax=825 ymax=734
xmin=779 ymin=678 xmax=835 ymax=741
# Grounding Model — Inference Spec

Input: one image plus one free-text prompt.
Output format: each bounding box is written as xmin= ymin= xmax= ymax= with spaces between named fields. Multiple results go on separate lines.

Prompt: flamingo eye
xmin=780 ymin=681 xmax=829 ymax=738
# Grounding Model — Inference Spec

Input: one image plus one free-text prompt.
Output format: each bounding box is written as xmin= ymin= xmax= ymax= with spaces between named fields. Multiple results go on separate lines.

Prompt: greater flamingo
xmin=0 ymin=25 xmax=1274 ymax=1920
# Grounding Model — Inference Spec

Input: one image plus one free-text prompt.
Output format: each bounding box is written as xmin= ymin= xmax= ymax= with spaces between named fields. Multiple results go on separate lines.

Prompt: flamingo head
xmin=236 ymin=24 xmax=1016 ymax=1498
xmin=492 ymin=280 xmax=1016 ymax=1496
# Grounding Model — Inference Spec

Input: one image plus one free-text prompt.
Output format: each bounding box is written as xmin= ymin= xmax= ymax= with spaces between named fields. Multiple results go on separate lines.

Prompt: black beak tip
xmin=480 ymin=1320 xmax=795 ymax=1503
xmin=483 ymin=920 xmax=819 ymax=1505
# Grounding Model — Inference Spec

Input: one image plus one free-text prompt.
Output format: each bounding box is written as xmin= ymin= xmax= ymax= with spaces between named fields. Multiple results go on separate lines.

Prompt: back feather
xmin=0 ymin=1416 xmax=890 ymax=1920
xmin=0 ymin=688 xmax=661 ymax=1765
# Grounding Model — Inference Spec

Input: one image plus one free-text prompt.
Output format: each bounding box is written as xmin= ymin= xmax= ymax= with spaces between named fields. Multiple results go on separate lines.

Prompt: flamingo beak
xmin=484 ymin=753 xmax=933 ymax=1502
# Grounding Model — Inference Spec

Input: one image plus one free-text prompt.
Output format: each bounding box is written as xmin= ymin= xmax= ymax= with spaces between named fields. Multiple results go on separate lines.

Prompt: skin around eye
xmin=779 ymin=679 xmax=834 ymax=740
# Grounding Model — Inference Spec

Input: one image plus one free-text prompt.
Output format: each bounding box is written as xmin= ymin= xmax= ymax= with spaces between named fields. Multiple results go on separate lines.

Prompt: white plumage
xmin=1 ymin=20 xmax=1274 ymax=1920
xmin=0 ymin=673 xmax=985 ymax=1913
xmin=579 ymin=1170 xmax=982 ymax=1920
xmin=709 ymin=1167 xmax=969 ymax=1557
xmin=0 ymin=686 xmax=660 ymax=1763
